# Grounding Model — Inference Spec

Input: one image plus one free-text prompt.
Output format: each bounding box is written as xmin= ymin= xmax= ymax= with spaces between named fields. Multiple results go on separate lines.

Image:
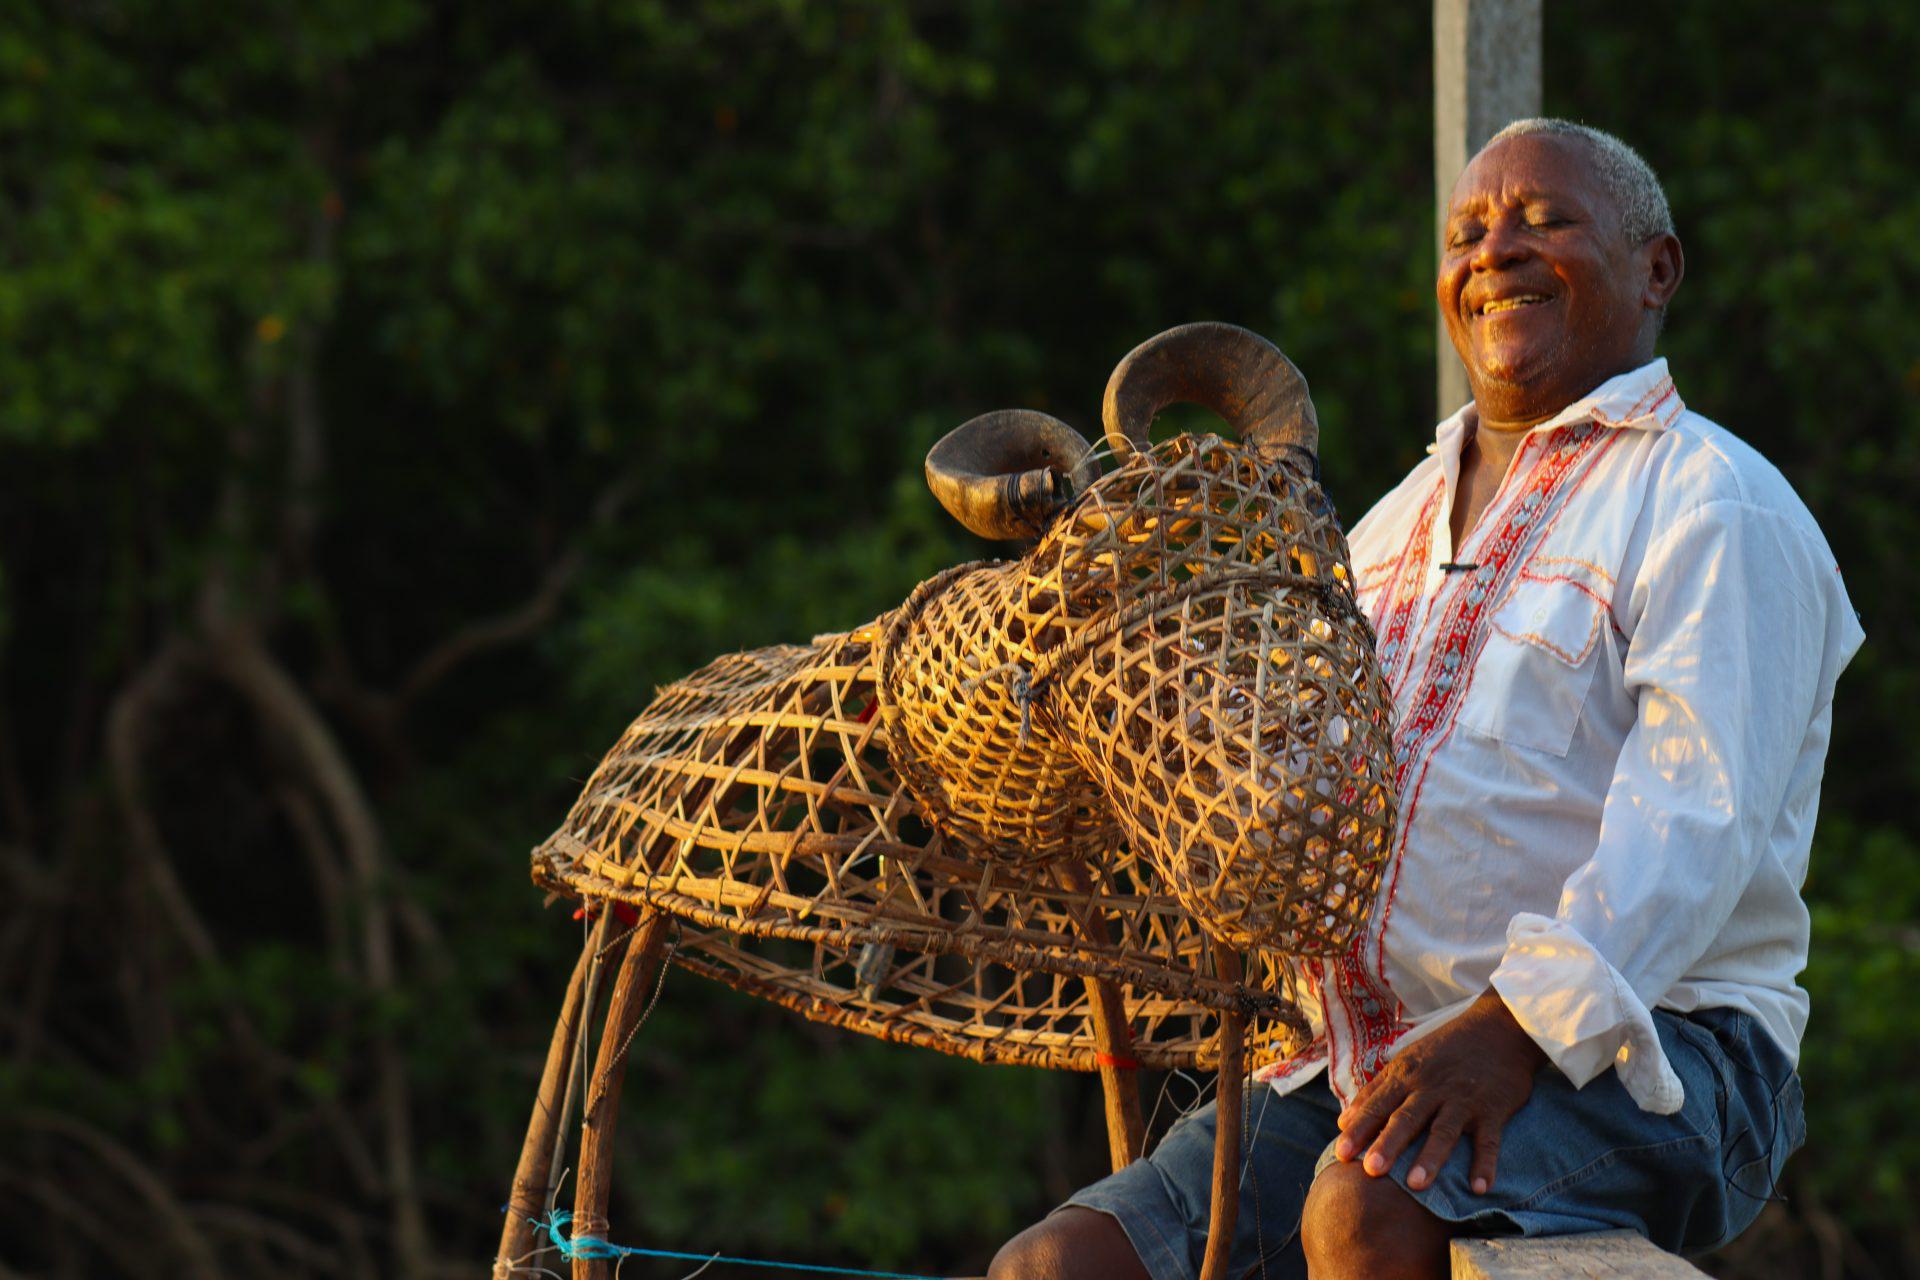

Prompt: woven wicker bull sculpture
xmin=497 ymin=323 xmax=1397 ymax=1280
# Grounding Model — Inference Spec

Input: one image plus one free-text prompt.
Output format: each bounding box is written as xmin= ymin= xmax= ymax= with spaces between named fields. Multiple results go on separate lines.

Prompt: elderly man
xmin=988 ymin=119 xmax=1862 ymax=1280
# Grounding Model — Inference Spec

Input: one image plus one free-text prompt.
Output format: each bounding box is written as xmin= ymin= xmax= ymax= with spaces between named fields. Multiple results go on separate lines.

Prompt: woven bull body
xmin=533 ymin=622 xmax=1306 ymax=1072
xmin=503 ymin=323 xmax=1398 ymax=1280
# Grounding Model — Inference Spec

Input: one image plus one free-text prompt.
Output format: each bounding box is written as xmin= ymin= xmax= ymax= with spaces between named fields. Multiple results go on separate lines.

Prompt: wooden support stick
xmin=571 ymin=912 xmax=673 ymax=1280
xmin=1087 ymin=975 xmax=1147 ymax=1171
xmin=1197 ymin=944 xmax=1246 ymax=1280
xmin=547 ymin=909 xmax=618 ymax=1210
xmin=494 ymin=931 xmax=597 ymax=1280
xmin=1062 ymin=864 xmax=1147 ymax=1171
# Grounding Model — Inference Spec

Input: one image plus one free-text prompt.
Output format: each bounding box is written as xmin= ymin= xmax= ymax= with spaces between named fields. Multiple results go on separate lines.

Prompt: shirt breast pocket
xmin=1457 ymin=579 xmax=1611 ymax=757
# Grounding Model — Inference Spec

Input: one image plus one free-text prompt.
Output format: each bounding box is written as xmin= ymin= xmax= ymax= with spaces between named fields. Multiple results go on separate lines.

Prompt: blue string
xmin=526 ymin=1212 xmax=946 ymax=1279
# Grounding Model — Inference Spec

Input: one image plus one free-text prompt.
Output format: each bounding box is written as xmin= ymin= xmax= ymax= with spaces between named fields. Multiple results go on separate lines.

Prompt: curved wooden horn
xmin=1101 ymin=321 xmax=1318 ymax=466
xmin=925 ymin=409 xmax=1101 ymax=541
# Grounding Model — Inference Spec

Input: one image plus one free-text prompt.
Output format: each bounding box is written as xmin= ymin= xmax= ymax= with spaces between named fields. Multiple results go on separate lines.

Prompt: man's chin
xmin=1470 ymin=350 xmax=1543 ymax=387
xmin=1466 ymin=346 xmax=1558 ymax=403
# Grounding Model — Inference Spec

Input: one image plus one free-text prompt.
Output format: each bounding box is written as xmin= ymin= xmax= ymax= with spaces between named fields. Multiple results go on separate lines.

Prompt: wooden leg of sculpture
xmin=571 ymin=911 xmax=673 ymax=1280
xmin=494 ymin=927 xmax=599 ymax=1279
xmin=1086 ymin=977 xmax=1148 ymax=1172
xmin=1063 ymin=864 xmax=1147 ymax=1171
xmin=1197 ymin=945 xmax=1246 ymax=1280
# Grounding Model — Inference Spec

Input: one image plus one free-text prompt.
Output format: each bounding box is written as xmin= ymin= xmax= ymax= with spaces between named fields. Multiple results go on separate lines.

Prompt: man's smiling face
xmin=1438 ymin=133 xmax=1679 ymax=423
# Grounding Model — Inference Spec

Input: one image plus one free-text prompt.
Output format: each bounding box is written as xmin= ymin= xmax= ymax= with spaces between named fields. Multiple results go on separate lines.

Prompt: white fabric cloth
xmin=1255 ymin=358 xmax=1863 ymax=1114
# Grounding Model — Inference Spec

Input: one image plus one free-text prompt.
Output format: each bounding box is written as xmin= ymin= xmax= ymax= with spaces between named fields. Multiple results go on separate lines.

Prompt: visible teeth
xmin=1481 ymin=295 xmax=1549 ymax=314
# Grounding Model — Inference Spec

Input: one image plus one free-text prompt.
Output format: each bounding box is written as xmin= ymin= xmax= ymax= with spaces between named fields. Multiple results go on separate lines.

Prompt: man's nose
xmin=1471 ymin=217 xmax=1531 ymax=271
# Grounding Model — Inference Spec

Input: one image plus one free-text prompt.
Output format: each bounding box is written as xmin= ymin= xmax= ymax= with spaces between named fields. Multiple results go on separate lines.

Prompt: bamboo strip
xmin=1198 ymin=945 xmax=1247 ymax=1280
xmin=494 ymin=935 xmax=594 ymax=1280
xmin=571 ymin=913 xmax=671 ymax=1280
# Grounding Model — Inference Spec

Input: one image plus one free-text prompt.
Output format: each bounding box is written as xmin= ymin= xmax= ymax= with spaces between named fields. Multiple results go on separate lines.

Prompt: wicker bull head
xmin=891 ymin=321 xmax=1395 ymax=953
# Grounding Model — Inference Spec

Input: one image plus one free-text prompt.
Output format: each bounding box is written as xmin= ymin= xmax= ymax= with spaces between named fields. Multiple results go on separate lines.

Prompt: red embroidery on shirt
xmin=1643 ymin=382 xmax=1678 ymax=426
xmin=1607 ymin=375 xmax=1675 ymax=426
xmin=1371 ymin=481 xmax=1443 ymax=698
xmin=1523 ymin=555 xmax=1617 ymax=587
xmin=1278 ymin=482 xmax=1436 ymax=1091
xmin=1302 ymin=423 xmax=1625 ymax=1099
xmin=1509 ymin=569 xmax=1626 ymax=642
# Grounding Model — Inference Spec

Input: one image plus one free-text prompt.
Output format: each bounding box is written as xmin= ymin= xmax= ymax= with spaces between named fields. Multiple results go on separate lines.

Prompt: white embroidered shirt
xmin=1256 ymin=359 xmax=1863 ymax=1113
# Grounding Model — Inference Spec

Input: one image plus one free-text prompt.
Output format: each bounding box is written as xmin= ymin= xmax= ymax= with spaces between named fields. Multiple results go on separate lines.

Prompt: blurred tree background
xmin=1 ymin=1 xmax=1914 ymax=1276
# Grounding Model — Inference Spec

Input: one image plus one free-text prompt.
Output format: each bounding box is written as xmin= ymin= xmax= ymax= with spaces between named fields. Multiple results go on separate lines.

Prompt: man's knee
xmin=1300 ymin=1161 xmax=1450 ymax=1280
xmin=987 ymin=1207 xmax=1149 ymax=1280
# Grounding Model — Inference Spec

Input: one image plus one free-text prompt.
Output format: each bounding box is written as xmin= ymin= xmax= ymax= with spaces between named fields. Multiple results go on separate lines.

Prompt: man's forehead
xmin=1447 ymin=182 xmax=1578 ymax=215
xmin=1447 ymin=134 xmax=1608 ymax=218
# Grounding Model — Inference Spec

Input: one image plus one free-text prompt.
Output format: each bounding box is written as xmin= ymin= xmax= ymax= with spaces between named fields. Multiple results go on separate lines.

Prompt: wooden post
xmin=545 ymin=909 xmax=618 ymax=1213
xmin=1196 ymin=945 xmax=1247 ymax=1280
xmin=1085 ymin=977 xmax=1148 ymax=1171
xmin=494 ymin=936 xmax=598 ymax=1279
xmin=1433 ymin=0 xmax=1543 ymax=419
xmin=1063 ymin=864 xmax=1147 ymax=1170
xmin=571 ymin=912 xmax=673 ymax=1280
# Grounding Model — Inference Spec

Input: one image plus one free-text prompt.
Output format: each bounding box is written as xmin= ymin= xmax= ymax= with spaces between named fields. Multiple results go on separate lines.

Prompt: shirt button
xmin=1532 ymin=607 xmax=1547 ymax=625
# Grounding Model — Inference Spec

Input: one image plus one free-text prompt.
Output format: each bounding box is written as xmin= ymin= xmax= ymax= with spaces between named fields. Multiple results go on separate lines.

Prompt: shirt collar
xmin=1427 ymin=358 xmax=1684 ymax=456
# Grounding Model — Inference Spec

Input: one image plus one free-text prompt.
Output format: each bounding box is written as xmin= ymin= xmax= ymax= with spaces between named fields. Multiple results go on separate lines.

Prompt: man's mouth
xmin=1475 ymin=293 xmax=1553 ymax=316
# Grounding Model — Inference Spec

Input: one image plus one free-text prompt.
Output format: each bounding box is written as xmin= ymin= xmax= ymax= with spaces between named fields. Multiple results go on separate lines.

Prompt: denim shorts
xmin=1060 ymin=1007 xmax=1803 ymax=1280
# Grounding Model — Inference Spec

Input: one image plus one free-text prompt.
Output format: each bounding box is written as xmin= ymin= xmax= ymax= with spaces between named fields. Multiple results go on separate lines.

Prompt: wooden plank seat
xmin=1452 ymin=1230 xmax=1709 ymax=1278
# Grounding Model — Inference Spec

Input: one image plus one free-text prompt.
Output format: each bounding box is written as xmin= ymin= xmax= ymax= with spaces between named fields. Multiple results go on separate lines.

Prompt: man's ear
xmin=1642 ymin=233 xmax=1684 ymax=311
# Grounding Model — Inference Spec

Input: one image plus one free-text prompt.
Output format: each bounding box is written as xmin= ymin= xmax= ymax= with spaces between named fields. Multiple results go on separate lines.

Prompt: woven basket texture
xmin=532 ymin=430 xmax=1395 ymax=1068
xmin=668 ymin=923 xmax=1301 ymax=1072
xmin=533 ymin=625 xmax=1307 ymax=1070
xmin=877 ymin=562 xmax=1119 ymax=869
xmin=880 ymin=432 xmax=1395 ymax=953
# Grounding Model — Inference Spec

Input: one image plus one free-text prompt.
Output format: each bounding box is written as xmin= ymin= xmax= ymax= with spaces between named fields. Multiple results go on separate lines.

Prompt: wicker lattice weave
xmin=533 ymin=626 xmax=1309 ymax=1071
xmin=669 ymin=928 xmax=1301 ymax=1072
xmin=534 ymin=434 xmax=1395 ymax=1068
xmin=877 ymin=564 xmax=1119 ymax=870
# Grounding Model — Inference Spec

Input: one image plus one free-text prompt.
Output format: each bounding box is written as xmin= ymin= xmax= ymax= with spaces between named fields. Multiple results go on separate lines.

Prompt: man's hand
xmin=1333 ymin=989 xmax=1547 ymax=1195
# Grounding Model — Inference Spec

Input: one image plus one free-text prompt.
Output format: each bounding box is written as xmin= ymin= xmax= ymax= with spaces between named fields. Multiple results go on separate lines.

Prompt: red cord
xmin=573 ymin=901 xmax=642 ymax=926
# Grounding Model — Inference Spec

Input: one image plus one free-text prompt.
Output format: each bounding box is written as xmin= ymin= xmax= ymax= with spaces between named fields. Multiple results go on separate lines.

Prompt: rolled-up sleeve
xmin=1490 ymin=498 xmax=1861 ymax=1112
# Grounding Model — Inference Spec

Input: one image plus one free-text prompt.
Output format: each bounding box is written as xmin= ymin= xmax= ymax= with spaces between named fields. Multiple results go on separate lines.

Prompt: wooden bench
xmin=1453 ymin=1231 xmax=1709 ymax=1278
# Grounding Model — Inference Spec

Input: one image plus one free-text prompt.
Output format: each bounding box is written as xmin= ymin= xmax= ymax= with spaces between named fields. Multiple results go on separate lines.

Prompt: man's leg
xmin=1298 ymin=1006 xmax=1802 ymax=1277
xmin=1299 ymin=1162 xmax=1450 ymax=1280
xmin=989 ymin=1207 xmax=1149 ymax=1280
xmin=988 ymin=1079 xmax=1343 ymax=1280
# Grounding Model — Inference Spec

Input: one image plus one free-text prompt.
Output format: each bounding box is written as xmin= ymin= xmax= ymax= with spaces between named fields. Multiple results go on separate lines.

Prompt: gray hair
xmin=1484 ymin=118 xmax=1674 ymax=244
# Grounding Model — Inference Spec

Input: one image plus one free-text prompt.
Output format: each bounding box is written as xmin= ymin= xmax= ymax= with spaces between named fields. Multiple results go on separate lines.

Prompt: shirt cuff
xmin=1253 ymin=1044 xmax=1328 ymax=1094
xmin=1488 ymin=913 xmax=1685 ymax=1115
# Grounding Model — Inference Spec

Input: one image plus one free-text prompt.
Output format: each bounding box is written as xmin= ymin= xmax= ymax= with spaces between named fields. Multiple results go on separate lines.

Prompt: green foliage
xmin=0 ymin=1 xmax=1914 ymax=1276
xmin=606 ymin=979 xmax=1061 ymax=1264
xmin=1799 ymin=821 xmax=1920 ymax=1224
